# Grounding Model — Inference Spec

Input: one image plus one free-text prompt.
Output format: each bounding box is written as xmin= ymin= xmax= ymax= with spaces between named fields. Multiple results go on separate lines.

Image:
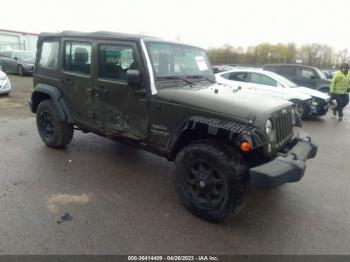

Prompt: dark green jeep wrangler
xmin=29 ymin=31 xmax=317 ymax=222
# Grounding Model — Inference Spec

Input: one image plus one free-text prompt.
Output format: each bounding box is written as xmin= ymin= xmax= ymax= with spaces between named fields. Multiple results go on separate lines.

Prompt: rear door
xmin=60 ymin=39 xmax=95 ymax=127
xmin=92 ymin=40 xmax=149 ymax=140
xmin=281 ymin=66 xmax=299 ymax=84
xmin=8 ymin=51 xmax=19 ymax=72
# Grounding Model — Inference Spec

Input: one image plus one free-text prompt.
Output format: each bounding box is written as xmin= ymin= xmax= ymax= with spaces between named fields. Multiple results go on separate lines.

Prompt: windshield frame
xmin=145 ymin=40 xmax=214 ymax=82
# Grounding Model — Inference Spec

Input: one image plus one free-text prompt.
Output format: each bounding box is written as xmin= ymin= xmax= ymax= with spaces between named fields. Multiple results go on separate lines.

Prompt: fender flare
xmin=30 ymin=84 xmax=74 ymax=123
xmin=168 ymin=116 xmax=268 ymax=159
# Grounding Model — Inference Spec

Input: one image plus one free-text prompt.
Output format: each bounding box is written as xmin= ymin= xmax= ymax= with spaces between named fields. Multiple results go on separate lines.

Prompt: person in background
xmin=330 ymin=63 xmax=350 ymax=121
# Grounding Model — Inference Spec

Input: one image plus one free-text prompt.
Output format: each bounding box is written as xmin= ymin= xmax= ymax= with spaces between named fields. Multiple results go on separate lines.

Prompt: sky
xmin=1 ymin=0 xmax=350 ymax=50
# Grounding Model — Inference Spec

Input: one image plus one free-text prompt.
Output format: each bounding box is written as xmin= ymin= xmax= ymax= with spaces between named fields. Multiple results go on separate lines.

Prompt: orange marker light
xmin=240 ymin=142 xmax=251 ymax=152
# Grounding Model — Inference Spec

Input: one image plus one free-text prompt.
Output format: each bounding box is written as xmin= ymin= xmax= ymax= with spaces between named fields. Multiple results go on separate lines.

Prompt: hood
xmin=293 ymin=86 xmax=330 ymax=100
xmin=155 ymin=83 xmax=291 ymax=125
xmin=216 ymin=74 xmax=311 ymax=101
xmin=243 ymin=85 xmax=311 ymax=101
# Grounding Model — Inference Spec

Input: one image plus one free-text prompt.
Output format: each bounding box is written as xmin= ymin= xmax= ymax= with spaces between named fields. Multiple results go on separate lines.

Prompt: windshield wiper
xmin=186 ymin=75 xmax=215 ymax=83
xmin=157 ymin=76 xmax=194 ymax=85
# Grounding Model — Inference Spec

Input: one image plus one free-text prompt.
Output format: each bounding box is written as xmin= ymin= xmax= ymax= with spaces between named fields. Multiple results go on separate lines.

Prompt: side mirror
xmin=127 ymin=69 xmax=142 ymax=87
xmin=310 ymin=75 xmax=316 ymax=80
xmin=13 ymin=57 xmax=18 ymax=60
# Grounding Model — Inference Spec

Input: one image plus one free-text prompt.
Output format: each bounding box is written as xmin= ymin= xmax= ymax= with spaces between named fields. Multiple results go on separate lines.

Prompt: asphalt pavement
xmin=0 ymin=75 xmax=349 ymax=254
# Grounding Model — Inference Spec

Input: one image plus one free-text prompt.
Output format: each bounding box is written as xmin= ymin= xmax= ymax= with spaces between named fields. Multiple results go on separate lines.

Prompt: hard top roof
xmin=39 ymin=31 xmax=160 ymax=42
xmin=38 ymin=31 xmax=203 ymax=49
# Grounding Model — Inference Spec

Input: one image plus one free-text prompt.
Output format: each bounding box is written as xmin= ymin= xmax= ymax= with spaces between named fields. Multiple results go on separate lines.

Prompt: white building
xmin=0 ymin=29 xmax=38 ymax=52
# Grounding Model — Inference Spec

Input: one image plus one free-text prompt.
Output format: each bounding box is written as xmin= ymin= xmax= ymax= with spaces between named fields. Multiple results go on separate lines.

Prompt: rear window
xmin=39 ymin=41 xmax=59 ymax=69
xmin=64 ymin=41 xmax=92 ymax=75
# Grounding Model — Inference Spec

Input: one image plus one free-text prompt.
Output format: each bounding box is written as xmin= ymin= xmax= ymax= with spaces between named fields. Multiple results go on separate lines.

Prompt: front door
xmin=93 ymin=41 xmax=149 ymax=140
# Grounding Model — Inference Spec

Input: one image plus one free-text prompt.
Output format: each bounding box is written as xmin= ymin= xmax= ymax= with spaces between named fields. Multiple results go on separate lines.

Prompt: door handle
xmin=134 ymin=89 xmax=146 ymax=97
xmin=95 ymin=86 xmax=109 ymax=96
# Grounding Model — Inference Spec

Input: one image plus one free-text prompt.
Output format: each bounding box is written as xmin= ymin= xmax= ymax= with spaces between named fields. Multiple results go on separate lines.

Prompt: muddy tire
xmin=174 ymin=142 xmax=249 ymax=222
xmin=36 ymin=100 xmax=73 ymax=148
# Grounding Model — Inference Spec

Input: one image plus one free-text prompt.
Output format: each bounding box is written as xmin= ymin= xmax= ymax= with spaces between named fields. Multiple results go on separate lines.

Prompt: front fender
xmin=168 ymin=116 xmax=268 ymax=160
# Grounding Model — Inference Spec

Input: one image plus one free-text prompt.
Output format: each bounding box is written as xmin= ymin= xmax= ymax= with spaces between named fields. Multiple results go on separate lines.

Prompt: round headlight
xmin=265 ymin=119 xmax=275 ymax=141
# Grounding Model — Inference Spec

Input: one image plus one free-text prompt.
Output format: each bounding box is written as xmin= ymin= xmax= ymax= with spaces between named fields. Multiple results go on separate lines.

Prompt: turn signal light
xmin=240 ymin=142 xmax=251 ymax=152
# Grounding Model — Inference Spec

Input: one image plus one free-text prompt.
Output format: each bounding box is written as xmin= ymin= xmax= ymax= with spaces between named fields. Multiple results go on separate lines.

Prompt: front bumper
xmin=0 ymin=80 xmax=11 ymax=94
xmin=249 ymin=133 xmax=317 ymax=189
xmin=309 ymin=99 xmax=329 ymax=116
xmin=23 ymin=66 xmax=34 ymax=75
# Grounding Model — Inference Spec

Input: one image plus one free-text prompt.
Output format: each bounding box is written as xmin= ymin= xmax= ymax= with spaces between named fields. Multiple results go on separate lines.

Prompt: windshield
xmin=265 ymin=70 xmax=298 ymax=87
xmin=12 ymin=51 xmax=35 ymax=62
xmin=314 ymin=67 xmax=327 ymax=80
xmin=147 ymin=42 xmax=213 ymax=78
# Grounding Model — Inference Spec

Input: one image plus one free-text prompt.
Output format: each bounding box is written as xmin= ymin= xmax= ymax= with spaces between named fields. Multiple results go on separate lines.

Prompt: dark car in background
xmin=263 ymin=64 xmax=331 ymax=94
xmin=322 ymin=69 xmax=336 ymax=80
xmin=0 ymin=50 xmax=35 ymax=76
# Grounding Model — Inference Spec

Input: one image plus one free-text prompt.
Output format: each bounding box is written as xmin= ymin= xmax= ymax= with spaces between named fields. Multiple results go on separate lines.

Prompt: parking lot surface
xmin=0 ymin=75 xmax=349 ymax=254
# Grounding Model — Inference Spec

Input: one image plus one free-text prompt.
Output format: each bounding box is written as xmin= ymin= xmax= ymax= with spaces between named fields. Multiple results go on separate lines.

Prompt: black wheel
xmin=36 ymin=100 xmax=74 ymax=148
xmin=174 ymin=142 xmax=249 ymax=222
xmin=293 ymin=100 xmax=308 ymax=120
xmin=17 ymin=65 xmax=24 ymax=76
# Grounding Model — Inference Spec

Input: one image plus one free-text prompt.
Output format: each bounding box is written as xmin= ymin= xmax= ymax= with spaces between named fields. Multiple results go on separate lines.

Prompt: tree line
xmin=206 ymin=43 xmax=350 ymax=69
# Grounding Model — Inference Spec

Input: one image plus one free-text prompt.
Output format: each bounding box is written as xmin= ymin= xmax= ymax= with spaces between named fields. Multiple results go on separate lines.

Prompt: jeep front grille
xmin=271 ymin=107 xmax=294 ymax=149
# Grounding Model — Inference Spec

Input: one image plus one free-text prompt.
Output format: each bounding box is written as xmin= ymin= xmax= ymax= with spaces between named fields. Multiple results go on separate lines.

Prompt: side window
xmin=39 ymin=42 xmax=59 ymax=69
xmin=98 ymin=45 xmax=136 ymax=81
xmin=250 ymin=73 xmax=277 ymax=86
xmin=64 ymin=41 xmax=92 ymax=75
xmin=229 ymin=72 xmax=247 ymax=81
xmin=282 ymin=66 xmax=296 ymax=76
xmin=221 ymin=73 xmax=229 ymax=79
xmin=265 ymin=66 xmax=281 ymax=74
xmin=297 ymin=68 xmax=317 ymax=79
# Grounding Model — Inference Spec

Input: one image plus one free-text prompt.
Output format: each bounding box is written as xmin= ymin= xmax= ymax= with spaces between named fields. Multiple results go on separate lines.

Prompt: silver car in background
xmin=0 ymin=70 xmax=11 ymax=95
xmin=0 ymin=50 xmax=35 ymax=76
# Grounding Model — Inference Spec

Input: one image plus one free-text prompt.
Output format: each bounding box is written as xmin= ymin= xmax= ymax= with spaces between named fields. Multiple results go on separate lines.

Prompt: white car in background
xmin=216 ymin=69 xmax=330 ymax=119
xmin=0 ymin=69 xmax=11 ymax=96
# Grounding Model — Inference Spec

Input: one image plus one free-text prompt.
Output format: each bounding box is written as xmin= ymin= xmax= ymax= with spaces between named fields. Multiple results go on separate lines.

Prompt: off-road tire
xmin=36 ymin=100 xmax=73 ymax=148
xmin=174 ymin=142 xmax=249 ymax=222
